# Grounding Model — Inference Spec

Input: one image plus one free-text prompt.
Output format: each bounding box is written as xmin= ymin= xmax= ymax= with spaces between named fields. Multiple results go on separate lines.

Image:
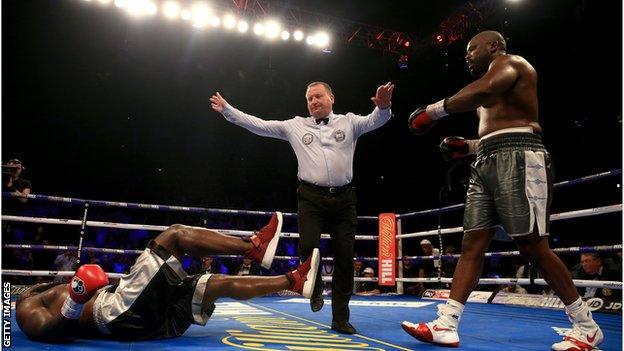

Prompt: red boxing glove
xmin=61 ymin=264 xmax=109 ymax=319
xmin=440 ymin=136 xmax=469 ymax=160
xmin=408 ymin=99 xmax=449 ymax=135
xmin=408 ymin=107 xmax=436 ymax=135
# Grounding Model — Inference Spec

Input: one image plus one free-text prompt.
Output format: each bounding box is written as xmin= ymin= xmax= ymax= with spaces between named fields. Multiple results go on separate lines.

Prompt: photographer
xmin=3 ymin=158 xmax=31 ymax=203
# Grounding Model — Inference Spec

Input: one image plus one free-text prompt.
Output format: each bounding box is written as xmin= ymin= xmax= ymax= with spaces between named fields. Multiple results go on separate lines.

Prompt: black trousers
xmin=297 ymin=183 xmax=357 ymax=323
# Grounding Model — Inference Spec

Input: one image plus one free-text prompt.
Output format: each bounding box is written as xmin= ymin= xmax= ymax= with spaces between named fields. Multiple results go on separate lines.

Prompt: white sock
xmin=565 ymin=297 xmax=596 ymax=327
xmin=438 ymin=299 xmax=464 ymax=329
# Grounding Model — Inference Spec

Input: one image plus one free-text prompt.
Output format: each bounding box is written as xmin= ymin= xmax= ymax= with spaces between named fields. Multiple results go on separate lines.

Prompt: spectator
xmin=440 ymin=245 xmax=458 ymax=279
xmin=402 ymin=257 xmax=420 ymax=295
xmin=53 ymin=251 xmax=77 ymax=282
xmin=571 ymin=253 xmax=621 ymax=299
xmin=2 ymin=159 xmax=31 ymax=204
xmin=499 ymin=283 xmax=528 ymax=294
xmin=356 ymin=267 xmax=380 ymax=295
xmin=233 ymin=257 xmax=260 ymax=276
xmin=99 ymin=254 xmax=114 ymax=273
xmin=197 ymin=256 xmax=223 ymax=274
xmin=353 ymin=259 xmax=364 ymax=293
xmin=413 ymin=239 xmax=438 ymax=296
xmin=516 ymin=262 xmax=544 ymax=294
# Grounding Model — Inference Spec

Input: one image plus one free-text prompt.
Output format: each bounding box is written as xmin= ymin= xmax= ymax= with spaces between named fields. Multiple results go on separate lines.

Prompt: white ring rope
xmin=402 ymin=245 xmax=623 ymax=261
xmin=4 ymin=203 xmax=620 ymax=242
xmin=396 ymin=277 xmax=622 ymax=290
xmin=397 ymin=204 xmax=622 ymax=239
xmin=0 ymin=215 xmax=378 ymax=241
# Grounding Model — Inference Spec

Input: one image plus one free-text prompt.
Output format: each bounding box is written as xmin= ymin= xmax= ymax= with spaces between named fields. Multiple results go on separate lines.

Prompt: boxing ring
xmin=2 ymin=169 xmax=622 ymax=350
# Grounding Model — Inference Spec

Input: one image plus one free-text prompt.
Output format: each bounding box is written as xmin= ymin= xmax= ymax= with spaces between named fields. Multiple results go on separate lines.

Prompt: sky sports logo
xmin=3 ymin=282 xmax=11 ymax=347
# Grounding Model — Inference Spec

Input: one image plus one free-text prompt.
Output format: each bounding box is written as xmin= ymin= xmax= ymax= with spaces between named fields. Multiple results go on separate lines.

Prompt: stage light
xmin=162 ymin=1 xmax=180 ymax=19
xmin=281 ymin=30 xmax=290 ymax=40
xmin=237 ymin=20 xmax=249 ymax=33
xmin=314 ymin=32 xmax=329 ymax=47
xmin=306 ymin=35 xmax=315 ymax=45
xmin=253 ymin=23 xmax=265 ymax=36
xmin=146 ymin=2 xmax=157 ymax=15
xmin=126 ymin=0 xmax=155 ymax=17
xmin=404 ymin=40 xmax=410 ymax=47
xmin=436 ymin=34 xmax=444 ymax=44
xmin=98 ymin=0 xmax=111 ymax=5
xmin=114 ymin=0 xmax=126 ymax=8
xmin=265 ymin=20 xmax=280 ymax=39
xmin=293 ymin=30 xmax=304 ymax=41
xmin=209 ymin=16 xmax=220 ymax=27
xmin=181 ymin=9 xmax=191 ymax=20
xmin=223 ymin=14 xmax=236 ymax=29
xmin=190 ymin=2 xmax=210 ymax=28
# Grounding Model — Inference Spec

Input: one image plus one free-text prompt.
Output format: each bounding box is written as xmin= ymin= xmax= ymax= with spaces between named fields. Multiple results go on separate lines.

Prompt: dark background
xmin=3 ymin=0 xmax=621 ymax=227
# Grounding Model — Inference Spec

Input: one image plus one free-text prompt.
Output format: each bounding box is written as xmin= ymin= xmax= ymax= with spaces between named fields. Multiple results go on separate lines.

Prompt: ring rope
xmin=396 ymin=277 xmax=622 ymax=290
xmin=5 ymin=244 xmax=620 ymax=262
xmin=1 ymin=192 xmax=379 ymax=221
xmin=0 ymin=215 xmax=378 ymax=240
xmin=3 ymin=170 xmax=618 ymax=220
xmin=397 ymin=204 xmax=622 ymax=239
xmin=397 ymin=169 xmax=621 ymax=219
xmin=4 ymin=204 xmax=619 ymax=241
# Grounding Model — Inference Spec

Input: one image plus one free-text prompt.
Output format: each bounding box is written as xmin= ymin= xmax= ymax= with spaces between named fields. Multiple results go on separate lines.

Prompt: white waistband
xmin=480 ymin=126 xmax=533 ymax=140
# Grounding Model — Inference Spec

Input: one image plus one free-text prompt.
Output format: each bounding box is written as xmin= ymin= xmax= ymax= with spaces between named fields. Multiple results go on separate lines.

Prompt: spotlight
xmin=281 ymin=30 xmax=290 ymax=40
xmin=181 ymin=9 xmax=191 ymax=20
xmin=209 ymin=16 xmax=220 ymax=27
xmin=404 ymin=40 xmax=410 ymax=47
xmin=223 ymin=14 xmax=236 ymax=29
xmin=162 ymin=1 xmax=180 ymax=19
xmin=237 ymin=20 xmax=249 ymax=33
xmin=293 ymin=30 xmax=304 ymax=41
xmin=253 ymin=23 xmax=265 ymax=36
xmin=306 ymin=35 xmax=315 ymax=45
xmin=314 ymin=32 xmax=329 ymax=47
xmin=146 ymin=2 xmax=157 ymax=15
xmin=126 ymin=0 xmax=156 ymax=17
xmin=190 ymin=2 xmax=211 ymax=28
xmin=435 ymin=34 xmax=445 ymax=44
xmin=265 ymin=20 xmax=281 ymax=39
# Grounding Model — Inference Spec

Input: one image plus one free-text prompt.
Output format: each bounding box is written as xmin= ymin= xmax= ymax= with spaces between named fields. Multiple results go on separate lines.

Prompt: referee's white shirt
xmin=222 ymin=104 xmax=391 ymax=187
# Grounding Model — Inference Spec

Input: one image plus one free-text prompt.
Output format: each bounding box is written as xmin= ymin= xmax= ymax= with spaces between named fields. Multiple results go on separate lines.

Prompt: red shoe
xmin=287 ymin=248 xmax=320 ymax=298
xmin=401 ymin=321 xmax=459 ymax=348
xmin=244 ymin=212 xmax=283 ymax=269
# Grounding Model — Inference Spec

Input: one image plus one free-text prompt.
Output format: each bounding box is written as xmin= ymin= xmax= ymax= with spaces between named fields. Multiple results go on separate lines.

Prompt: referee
xmin=210 ymin=81 xmax=394 ymax=334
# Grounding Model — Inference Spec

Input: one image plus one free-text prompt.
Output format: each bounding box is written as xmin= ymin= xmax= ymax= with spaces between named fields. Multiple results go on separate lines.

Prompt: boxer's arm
xmin=16 ymin=292 xmax=73 ymax=341
xmin=445 ymin=55 xmax=519 ymax=113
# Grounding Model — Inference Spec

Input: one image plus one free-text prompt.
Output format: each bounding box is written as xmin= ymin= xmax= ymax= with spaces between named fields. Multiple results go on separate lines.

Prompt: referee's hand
xmin=210 ymin=92 xmax=229 ymax=114
xmin=371 ymin=81 xmax=394 ymax=109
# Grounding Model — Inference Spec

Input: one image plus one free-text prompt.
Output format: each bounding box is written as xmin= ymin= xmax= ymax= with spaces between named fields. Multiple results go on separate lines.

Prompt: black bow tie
xmin=315 ymin=117 xmax=329 ymax=125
